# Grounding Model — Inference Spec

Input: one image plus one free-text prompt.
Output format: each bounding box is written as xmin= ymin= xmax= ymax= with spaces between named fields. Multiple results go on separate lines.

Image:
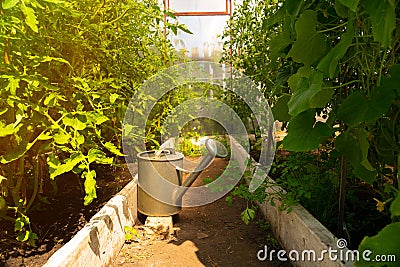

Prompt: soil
xmin=0 ymin=164 xmax=134 ymax=267
xmin=1 ymin=157 xmax=290 ymax=267
xmin=113 ymin=158 xmax=292 ymax=267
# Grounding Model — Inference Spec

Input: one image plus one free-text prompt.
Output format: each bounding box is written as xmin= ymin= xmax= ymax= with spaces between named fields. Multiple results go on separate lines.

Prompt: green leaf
xmin=0 ymin=196 xmax=6 ymax=212
xmin=95 ymin=115 xmax=109 ymax=125
xmin=0 ymin=108 xmax=8 ymax=116
xmin=225 ymin=195 xmax=233 ymax=206
xmin=361 ymin=0 xmax=395 ymax=47
xmin=269 ymin=17 xmax=292 ymax=60
xmin=0 ymin=122 xmax=21 ymax=137
xmin=287 ymin=67 xmax=333 ymax=116
xmin=390 ymin=193 xmax=400 ymax=217
xmin=62 ymin=115 xmax=87 ymax=131
xmin=241 ymin=207 xmax=256 ymax=225
xmin=338 ymin=65 xmax=398 ymax=127
xmin=75 ymin=131 xmax=85 ymax=145
xmin=125 ymin=233 xmax=133 ymax=241
xmin=16 ymin=231 xmax=30 ymax=242
xmin=14 ymin=218 xmax=25 ymax=231
xmin=104 ymin=142 xmax=125 ymax=156
xmin=124 ymin=225 xmax=138 ymax=241
xmin=44 ymin=93 xmax=57 ymax=106
xmin=2 ymin=0 xmax=19 ymax=9
xmin=5 ymin=77 xmax=20 ymax=96
xmin=356 ymin=222 xmax=400 ymax=267
xmin=335 ymin=0 xmax=350 ymax=17
xmin=272 ymin=94 xmax=291 ymax=122
xmin=109 ymin=93 xmax=119 ymax=104
xmin=0 ymin=139 xmax=36 ymax=164
xmin=317 ymin=21 xmax=354 ymax=78
xmin=338 ymin=0 xmax=359 ymax=12
xmin=23 ymin=6 xmax=39 ymax=33
xmin=83 ymin=170 xmax=97 ymax=205
xmin=282 ymin=110 xmax=333 ymax=151
xmin=337 ymin=91 xmax=369 ymax=128
xmin=288 ymin=10 xmax=327 ymax=66
xmin=53 ymin=132 xmax=70 ymax=144
xmin=285 ymin=0 xmax=303 ymax=17
xmin=87 ymin=148 xmax=113 ymax=164
xmin=335 ymin=129 xmax=376 ymax=183
xmin=37 ymin=131 xmax=52 ymax=140
xmin=48 ymin=152 xmax=85 ymax=179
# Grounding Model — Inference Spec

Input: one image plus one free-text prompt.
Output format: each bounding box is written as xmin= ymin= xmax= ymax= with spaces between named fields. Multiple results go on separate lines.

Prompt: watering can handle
xmin=154 ymin=147 xmax=175 ymax=157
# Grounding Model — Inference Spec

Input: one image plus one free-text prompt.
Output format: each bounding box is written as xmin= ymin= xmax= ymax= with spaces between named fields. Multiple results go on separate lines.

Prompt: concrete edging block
xmin=230 ymin=137 xmax=354 ymax=267
xmin=43 ymin=173 xmax=138 ymax=267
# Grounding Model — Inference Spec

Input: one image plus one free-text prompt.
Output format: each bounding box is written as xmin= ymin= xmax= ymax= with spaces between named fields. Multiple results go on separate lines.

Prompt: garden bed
xmin=0 ymin=164 xmax=135 ymax=267
xmin=231 ymin=137 xmax=354 ymax=267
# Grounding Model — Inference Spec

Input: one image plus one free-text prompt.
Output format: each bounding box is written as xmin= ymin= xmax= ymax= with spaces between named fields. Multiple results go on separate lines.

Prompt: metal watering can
xmin=137 ymin=138 xmax=228 ymax=216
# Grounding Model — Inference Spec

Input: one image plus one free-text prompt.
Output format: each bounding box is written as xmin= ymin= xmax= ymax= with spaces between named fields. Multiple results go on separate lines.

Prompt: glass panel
xmin=170 ymin=16 xmax=228 ymax=60
xmin=169 ymin=0 xmax=228 ymax=13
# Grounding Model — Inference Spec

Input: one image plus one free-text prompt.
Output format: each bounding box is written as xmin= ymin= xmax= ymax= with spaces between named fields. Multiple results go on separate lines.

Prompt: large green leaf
xmin=104 ymin=142 xmax=125 ymax=156
xmin=269 ymin=17 xmax=292 ymax=60
xmin=317 ymin=21 xmax=354 ymax=78
xmin=338 ymin=65 xmax=399 ymax=128
xmin=62 ymin=115 xmax=87 ymax=131
xmin=87 ymin=148 xmax=113 ymax=164
xmin=356 ymin=222 xmax=400 ymax=267
xmin=282 ymin=110 xmax=333 ymax=151
xmin=287 ymin=67 xmax=333 ymax=116
xmin=2 ymin=0 xmax=19 ymax=9
xmin=288 ymin=10 xmax=327 ymax=66
xmin=335 ymin=129 xmax=376 ymax=183
xmin=48 ymin=152 xmax=85 ymax=179
xmin=390 ymin=193 xmax=400 ymax=217
xmin=0 ymin=139 xmax=35 ymax=164
xmin=361 ymin=0 xmax=395 ymax=47
xmin=338 ymin=0 xmax=360 ymax=12
xmin=272 ymin=94 xmax=291 ymax=122
xmin=0 ymin=122 xmax=21 ymax=137
xmin=53 ymin=131 xmax=70 ymax=145
xmin=337 ymin=91 xmax=369 ymax=128
xmin=23 ymin=6 xmax=39 ymax=33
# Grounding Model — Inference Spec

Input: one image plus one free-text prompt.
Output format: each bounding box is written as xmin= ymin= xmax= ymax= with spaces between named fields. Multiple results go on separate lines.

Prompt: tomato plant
xmin=0 ymin=0 xmax=186 ymax=245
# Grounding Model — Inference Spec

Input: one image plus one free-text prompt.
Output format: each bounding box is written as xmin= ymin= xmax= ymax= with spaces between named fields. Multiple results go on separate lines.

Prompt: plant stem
xmin=337 ymin=155 xmax=347 ymax=239
xmin=25 ymin=156 xmax=39 ymax=212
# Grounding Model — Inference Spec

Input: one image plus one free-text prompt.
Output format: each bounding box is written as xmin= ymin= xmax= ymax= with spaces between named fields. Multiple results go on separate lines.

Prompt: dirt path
xmin=113 ymin=158 xmax=291 ymax=267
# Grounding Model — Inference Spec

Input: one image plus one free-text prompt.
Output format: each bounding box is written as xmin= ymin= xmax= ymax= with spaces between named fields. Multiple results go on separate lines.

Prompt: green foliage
xmin=272 ymin=150 xmax=340 ymax=229
xmin=282 ymin=110 xmax=333 ymax=151
xmin=223 ymin=0 xmax=400 ymax=260
xmin=177 ymin=131 xmax=202 ymax=157
xmin=287 ymin=10 xmax=327 ymax=66
xmin=222 ymin=0 xmax=400 ymax=182
xmin=0 ymin=0 xmax=182 ymax=245
xmin=357 ymin=222 xmax=400 ymax=267
xmin=124 ymin=225 xmax=138 ymax=242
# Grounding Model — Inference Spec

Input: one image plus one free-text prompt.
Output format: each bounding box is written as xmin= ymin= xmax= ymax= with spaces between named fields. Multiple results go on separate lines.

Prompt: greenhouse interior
xmin=0 ymin=0 xmax=399 ymax=266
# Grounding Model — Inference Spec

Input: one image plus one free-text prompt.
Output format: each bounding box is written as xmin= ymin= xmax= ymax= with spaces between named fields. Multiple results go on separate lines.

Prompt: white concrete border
xmin=230 ymin=137 xmax=354 ymax=267
xmin=43 ymin=172 xmax=138 ymax=267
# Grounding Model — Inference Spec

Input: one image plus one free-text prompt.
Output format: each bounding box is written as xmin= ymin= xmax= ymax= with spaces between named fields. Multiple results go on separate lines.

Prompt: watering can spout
xmin=173 ymin=138 xmax=228 ymax=203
